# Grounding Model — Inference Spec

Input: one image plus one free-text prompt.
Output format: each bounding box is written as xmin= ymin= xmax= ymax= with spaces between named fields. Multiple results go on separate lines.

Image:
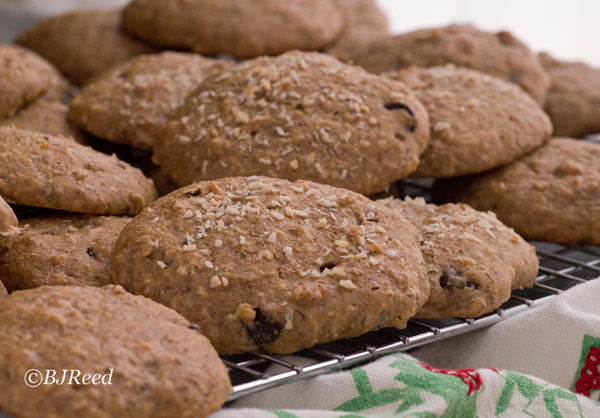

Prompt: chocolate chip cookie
xmin=0 ymin=214 xmax=130 ymax=292
xmin=0 ymin=196 xmax=17 ymax=234
xmin=69 ymin=52 xmax=233 ymax=150
xmin=353 ymin=24 xmax=551 ymax=105
xmin=0 ymin=285 xmax=231 ymax=418
xmin=326 ymin=0 xmax=389 ymax=62
xmin=1 ymin=100 xmax=86 ymax=143
xmin=153 ymin=51 xmax=430 ymax=196
xmin=386 ymin=65 xmax=552 ymax=178
xmin=434 ymin=138 xmax=600 ymax=246
xmin=0 ymin=45 xmax=69 ymax=120
xmin=111 ymin=177 xmax=429 ymax=354
xmin=16 ymin=9 xmax=158 ymax=86
xmin=539 ymin=52 xmax=600 ymax=138
xmin=122 ymin=0 xmax=344 ymax=59
xmin=0 ymin=126 xmax=157 ymax=215
xmin=379 ymin=197 xmax=538 ymax=318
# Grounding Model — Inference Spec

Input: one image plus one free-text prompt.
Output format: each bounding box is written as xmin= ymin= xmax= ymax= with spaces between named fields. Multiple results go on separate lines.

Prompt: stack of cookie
xmin=0 ymin=0 xmax=598 ymax=415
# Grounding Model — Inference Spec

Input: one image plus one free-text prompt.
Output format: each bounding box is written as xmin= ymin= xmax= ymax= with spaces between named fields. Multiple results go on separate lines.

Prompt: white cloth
xmin=212 ymin=278 xmax=600 ymax=417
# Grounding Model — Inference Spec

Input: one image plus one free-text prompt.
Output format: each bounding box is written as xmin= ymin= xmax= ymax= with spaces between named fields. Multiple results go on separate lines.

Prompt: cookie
xmin=16 ymin=9 xmax=158 ymax=86
xmin=434 ymin=138 xmax=600 ymax=246
xmin=122 ymin=0 xmax=344 ymax=58
xmin=0 ymin=196 xmax=18 ymax=235
xmin=326 ymin=0 xmax=389 ymax=61
xmin=69 ymin=52 xmax=233 ymax=150
xmin=0 ymin=44 xmax=69 ymax=120
xmin=352 ymin=24 xmax=551 ymax=105
xmin=0 ymin=126 xmax=157 ymax=215
xmin=539 ymin=52 xmax=600 ymax=138
xmin=110 ymin=176 xmax=429 ymax=354
xmin=0 ymin=214 xmax=130 ymax=292
xmin=1 ymin=100 xmax=86 ymax=144
xmin=385 ymin=65 xmax=552 ymax=178
xmin=379 ymin=197 xmax=538 ymax=318
xmin=0 ymin=285 xmax=231 ymax=418
xmin=153 ymin=51 xmax=430 ymax=196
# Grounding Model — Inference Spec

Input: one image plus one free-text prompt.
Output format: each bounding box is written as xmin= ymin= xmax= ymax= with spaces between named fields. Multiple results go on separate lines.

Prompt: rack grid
xmin=224 ymin=178 xmax=600 ymax=402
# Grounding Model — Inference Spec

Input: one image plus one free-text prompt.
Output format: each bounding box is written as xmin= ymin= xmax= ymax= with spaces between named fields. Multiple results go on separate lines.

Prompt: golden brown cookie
xmin=0 ymin=44 xmax=69 ymax=120
xmin=15 ymin=9 xmax=158 ymax=86
xmin=0 ymin=214 xmax=130 ymax=292
xmin=122 ymin=0 xmax=344 ymax=59
xmin=539 ymin=52 xmax=600 ymax=138
xmin=111 ymin=177 xmax=429 ymax=354
xmin=153 ymin=51 xmax=430 ymax=196
xmin=1 ymin=100 xmax=86 ymax=143
xmin=326 ymin=0 xmax=389 ymax=61
xmin=434 ymin=138 xmax=600 ymax=246
xmin=0 ymin=196 xmax=18 ymax=234
xmin=0 ymin=126 xmax=157 ymax=215
xmin=353 ymin=24 xmax=551 ymax=105
xmin=0 ymin=285 xmax=231 ymax=418
xmin=69 ymin=52 xmax=233 ymax=150
xmin=386 ymin=65 xmax=552 ymax=178
xmin=379 ymin=197 xmax=538 ymax=318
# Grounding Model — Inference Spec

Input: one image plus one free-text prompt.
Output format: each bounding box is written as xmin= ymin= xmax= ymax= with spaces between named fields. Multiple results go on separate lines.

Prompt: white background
xmin=377 ymin=0 xmax=600 ymax=66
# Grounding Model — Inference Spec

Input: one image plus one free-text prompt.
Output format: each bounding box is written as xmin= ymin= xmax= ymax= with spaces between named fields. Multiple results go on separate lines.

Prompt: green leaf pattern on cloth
xmin=214 ymin=353 xmax=600 ymax=418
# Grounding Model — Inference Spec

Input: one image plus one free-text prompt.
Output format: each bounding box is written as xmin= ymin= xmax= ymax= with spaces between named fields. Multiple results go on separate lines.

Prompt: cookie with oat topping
xmin=122 ymin=0 xmax=344 ymax=59
xmin=0 ymin=44 xmax=69 ymax=120
xmin=0 ymin=126 xmax=157 ymax=215
xmin=153 ymin=51 xmax=430 ymax=196
xmin=1 ymin=100 xmax=86 ymax=144
xmin=539 ymin=52 xmax=600 ymax=138
xmin=0 ymin=196 xmax=18 ymax=234
xmin=326 ymin=0 xmax=389 ymax=62
xmin=0 ymin=285 xmax=231 ymax=418
xmin=69 ymin=52 xmax=233 ymax=150
xmin=16 ymin=9 xmax=158 ymax=86
xmin=433 ymin=138 xmax=600 ymax=246
xmin=111 ymin=176 xmax=429 ymax=354
xmin=379 ymin=197 xmax=538 ymax=318
xmin=0 ymin=214 xmax=130 ymax=292
xmin=385 ymin=65 xmax=552 ymax=178
xmin=352 ymin=24 xmax=551 ymax=105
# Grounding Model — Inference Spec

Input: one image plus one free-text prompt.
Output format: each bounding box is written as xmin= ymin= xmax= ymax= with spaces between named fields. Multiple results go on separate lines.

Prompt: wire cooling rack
xmin=223 ymin=178 xmax=600 ymax=402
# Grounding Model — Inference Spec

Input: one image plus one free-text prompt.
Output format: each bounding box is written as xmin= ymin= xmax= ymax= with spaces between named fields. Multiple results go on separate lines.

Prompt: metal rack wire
xmin=223 ymin=179 xmax=600 ymax=402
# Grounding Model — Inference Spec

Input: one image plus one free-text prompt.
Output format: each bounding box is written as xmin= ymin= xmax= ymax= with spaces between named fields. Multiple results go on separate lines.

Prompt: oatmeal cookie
xmin=153 ymin=51 xmax=430 ymax=196
xmin=379 ymin=197 xmax=538 ymax=318
xmin=0 ymin=285 xmax=231 ymax=418
xmin=111 ymin=176 xmax=429 ymax=354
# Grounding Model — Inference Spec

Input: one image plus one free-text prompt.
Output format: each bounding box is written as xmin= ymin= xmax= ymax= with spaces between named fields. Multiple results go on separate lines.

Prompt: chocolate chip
xmin=184 ymin=189 xmax=202 ymax=198
xmin=247 ymin=308 xmax=282 ymax=346
xmin=320 ymin=263 xmax=336 ymax=272
xmin=188 ymin=324 xmax=202 ymax=333
xmin=385 ymin=102 xmax=415 ymax=116
xmin=440 ymin=267 xmax=477 ymax=290
xmin=87 ymin=248 xmax=96 ymax=259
